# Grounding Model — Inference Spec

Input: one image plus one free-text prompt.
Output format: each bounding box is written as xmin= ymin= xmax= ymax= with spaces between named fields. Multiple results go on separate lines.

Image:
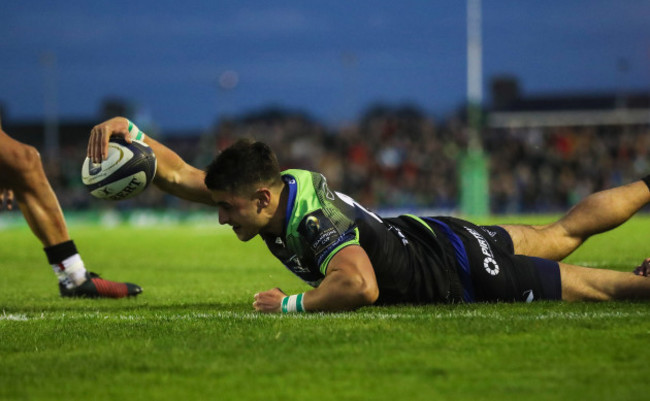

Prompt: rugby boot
xmin=60 ymin=272 xmax=143 ymax=298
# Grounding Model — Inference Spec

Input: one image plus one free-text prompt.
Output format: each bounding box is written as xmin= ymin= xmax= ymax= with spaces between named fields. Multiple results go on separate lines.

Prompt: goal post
xmin=459 ymin=141 xmax=489 ymax=217
xmin=460 ymin=0 xmax=489 ymax=217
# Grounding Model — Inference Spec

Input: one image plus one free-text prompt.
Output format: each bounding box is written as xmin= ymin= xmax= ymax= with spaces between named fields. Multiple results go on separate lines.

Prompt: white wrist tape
xmin=281 ymin=293 xmax=305 ymax=313
xmin=127 ymin=119 xmax=146 ymax=141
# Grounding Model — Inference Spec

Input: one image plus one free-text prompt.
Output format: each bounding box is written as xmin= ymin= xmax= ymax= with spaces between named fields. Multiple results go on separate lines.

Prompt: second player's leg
xmin=499 ymin=180 xmax=650 ymax=261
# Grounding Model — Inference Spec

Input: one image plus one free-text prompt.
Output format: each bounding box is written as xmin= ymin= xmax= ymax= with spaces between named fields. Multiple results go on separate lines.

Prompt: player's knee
xmin=536 ymin=222 xmax=584 ymax=259
xmin=8 ymin=143 xmax=43 ymax=177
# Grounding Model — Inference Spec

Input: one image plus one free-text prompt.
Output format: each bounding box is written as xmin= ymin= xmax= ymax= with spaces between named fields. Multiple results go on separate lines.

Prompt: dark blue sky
xmin=1 ymin=1 xmax=649 ymax=131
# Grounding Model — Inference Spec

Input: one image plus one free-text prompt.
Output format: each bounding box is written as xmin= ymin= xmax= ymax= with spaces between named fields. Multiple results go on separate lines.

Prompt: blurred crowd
xmin=487 ymin=124 xmax=649 ymax=213
xmin=44 ymin=106 xmax=650 ymax=214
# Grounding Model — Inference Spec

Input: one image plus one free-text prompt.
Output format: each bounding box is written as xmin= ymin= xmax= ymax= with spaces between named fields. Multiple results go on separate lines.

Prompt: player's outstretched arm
xmin=87 ymin=117 xmax=215 ymax=205
xmin=253 ymin=245 xmax=379 ymax=313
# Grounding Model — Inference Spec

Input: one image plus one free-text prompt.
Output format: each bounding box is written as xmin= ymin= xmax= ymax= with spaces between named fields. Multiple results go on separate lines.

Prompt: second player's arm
xmin=87 ymin=117 xmax=215 ymax=205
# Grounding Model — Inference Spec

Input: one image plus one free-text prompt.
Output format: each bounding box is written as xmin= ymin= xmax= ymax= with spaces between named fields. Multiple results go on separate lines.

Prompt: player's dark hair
xmin=204 ymin=139 xmax=282 ymax=193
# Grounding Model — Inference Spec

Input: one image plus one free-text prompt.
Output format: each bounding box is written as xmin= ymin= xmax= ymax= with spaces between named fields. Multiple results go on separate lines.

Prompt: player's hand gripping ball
xmin=81 ymin=137 xmax=157 ymax=200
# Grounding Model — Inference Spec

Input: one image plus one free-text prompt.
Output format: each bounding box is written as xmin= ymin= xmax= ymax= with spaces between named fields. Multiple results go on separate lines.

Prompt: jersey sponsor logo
xmin=464 ymin=227 xmax=500 ymax=276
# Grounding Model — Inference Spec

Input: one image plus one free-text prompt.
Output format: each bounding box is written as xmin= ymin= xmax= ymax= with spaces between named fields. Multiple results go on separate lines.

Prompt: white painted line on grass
xmin=2 ymin=309 xmax=650 ymax=322
xmin=0 ymin=313 xmax=29 ymax=321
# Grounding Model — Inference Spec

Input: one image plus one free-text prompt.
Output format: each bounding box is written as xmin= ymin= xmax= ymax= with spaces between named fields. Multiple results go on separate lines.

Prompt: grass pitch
xmin=1 ymin=214 xmax=650 ymax=400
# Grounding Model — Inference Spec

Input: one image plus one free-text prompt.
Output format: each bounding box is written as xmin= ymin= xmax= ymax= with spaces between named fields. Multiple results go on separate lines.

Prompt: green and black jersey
xmin=260 ymin=169 xmax=464 ymax=305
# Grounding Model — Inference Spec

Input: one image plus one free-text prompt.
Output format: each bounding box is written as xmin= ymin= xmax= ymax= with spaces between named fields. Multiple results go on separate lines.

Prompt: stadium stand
xmin=1 ymin=84 xmax=649 ymax=215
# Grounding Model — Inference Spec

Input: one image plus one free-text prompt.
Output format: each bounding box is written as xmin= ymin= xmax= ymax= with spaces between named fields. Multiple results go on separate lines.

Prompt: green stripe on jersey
xmin=403 ymin=214 xmax=436 ymax=237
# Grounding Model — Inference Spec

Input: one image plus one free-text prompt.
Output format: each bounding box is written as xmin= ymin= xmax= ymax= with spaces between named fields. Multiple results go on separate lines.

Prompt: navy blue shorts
xmin=430 ymin=217 xmax=562 ymax=302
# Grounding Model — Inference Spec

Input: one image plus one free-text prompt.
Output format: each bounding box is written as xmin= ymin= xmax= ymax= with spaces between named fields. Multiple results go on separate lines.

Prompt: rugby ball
xmin=81 ymin=137 xmax=157 ymax=200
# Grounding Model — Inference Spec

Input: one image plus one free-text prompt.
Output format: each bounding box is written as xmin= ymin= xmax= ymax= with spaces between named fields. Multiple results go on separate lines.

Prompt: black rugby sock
xmin=44 ymin=240 xmax=77 ymax=264
xmin=44 ymin=240 xmax=87 ymax=286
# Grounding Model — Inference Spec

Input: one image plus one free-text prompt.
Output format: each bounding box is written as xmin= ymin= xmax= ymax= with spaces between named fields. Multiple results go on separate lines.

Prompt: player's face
xmin=211 ymin=189 xmax=266 ymax=241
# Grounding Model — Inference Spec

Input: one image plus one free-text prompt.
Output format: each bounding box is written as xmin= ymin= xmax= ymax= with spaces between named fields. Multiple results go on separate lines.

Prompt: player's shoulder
xmin=282 ymin=169 xmax=327 ymax=189
xmin=284 ymin=169 xmax=355 ymax=237
xmin=282 ymin=168 xmax=337 ymax=210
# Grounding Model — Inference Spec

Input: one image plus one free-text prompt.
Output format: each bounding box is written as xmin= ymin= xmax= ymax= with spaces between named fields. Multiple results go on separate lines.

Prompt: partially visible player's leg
xmin=559 ymin=261 xmax=650 ymax=301
xmin=0 ymin=125 xmax=142 ymax=298
xmin=0 ymin=129 xmax=69 ymax=246
xmin=499 ymin=179 xmax=650 ymax=261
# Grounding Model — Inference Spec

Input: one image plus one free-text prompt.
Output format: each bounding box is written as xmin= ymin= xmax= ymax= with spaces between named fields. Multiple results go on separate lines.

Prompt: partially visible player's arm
xmin=254 ymin=245 xmax=379 ymax=313
xmin=87 ymin=117 xmax=215 ymax=205
xmin=146 ymin=135 xmax=215 ymax=205
xmin=305 ymin=245 xmax=380 ymax=311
